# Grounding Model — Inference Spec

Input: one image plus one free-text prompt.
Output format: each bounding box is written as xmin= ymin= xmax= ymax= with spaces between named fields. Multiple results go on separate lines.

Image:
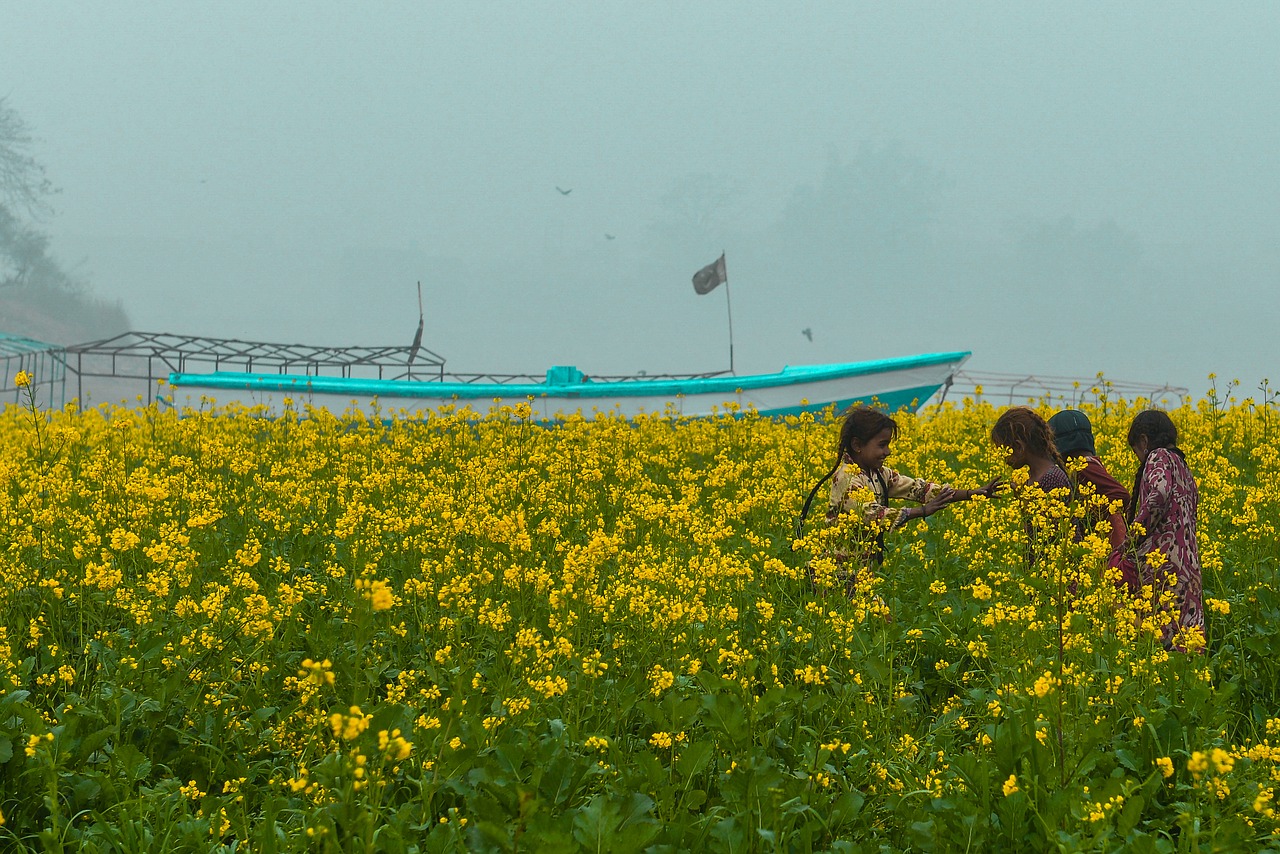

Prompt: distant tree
xmin=1010 ymin=216 xmax=1142 ymax=287
xmin=775 ymin=142 xmax=946 ymax=262
xmin=0 ymin=98 xmax=128 ymax=341
xmin=648 ymin=172 xmax=743 ymax=263
xmin=0 ymin=97 xmax=55 ymax=220
xmin=0 ymin=204 xmax=76 ymax=292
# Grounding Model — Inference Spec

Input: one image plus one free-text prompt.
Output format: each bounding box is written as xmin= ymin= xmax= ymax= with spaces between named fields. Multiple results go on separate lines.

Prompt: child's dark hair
xmin=1125 ymin=410 xmax=1182 ymax=524
xmin=1127 ymin=410 xmax=1177 ymax=449
xmin=794 ymin=406 xmax=898 ymax=540
xmin=991 ymin=407 xmax=1065 ymax=470
xmin=836 ymin=406 xmax=899 ymax=462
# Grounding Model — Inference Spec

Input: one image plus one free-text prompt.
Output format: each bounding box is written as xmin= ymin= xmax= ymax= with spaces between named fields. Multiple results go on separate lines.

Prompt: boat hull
xmin=167 ymin=351 xmax=970 ymax=419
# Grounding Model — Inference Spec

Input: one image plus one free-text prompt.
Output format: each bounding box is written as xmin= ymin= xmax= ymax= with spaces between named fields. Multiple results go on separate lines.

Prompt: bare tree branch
xmin=0 ymin=96 xmax=57 ymax=219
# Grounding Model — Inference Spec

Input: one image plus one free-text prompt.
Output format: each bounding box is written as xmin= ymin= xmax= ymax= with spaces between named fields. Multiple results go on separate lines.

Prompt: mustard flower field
xmin=2 ymin=381 xmax=1279 ymax=852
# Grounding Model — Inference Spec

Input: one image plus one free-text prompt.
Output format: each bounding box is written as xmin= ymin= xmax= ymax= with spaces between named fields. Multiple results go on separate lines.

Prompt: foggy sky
xmin=3 ymin=3 xmax=1278 ymax=396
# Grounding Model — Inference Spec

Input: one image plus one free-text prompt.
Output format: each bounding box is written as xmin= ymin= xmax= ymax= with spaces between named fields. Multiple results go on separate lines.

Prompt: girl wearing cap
xmin=1048 ymin=409 xmax=1130 ymax=551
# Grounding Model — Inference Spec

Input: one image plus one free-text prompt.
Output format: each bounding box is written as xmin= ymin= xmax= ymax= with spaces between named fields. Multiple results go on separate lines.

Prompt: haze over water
xmin=3 ymin=3 xmax=1278 ymax=397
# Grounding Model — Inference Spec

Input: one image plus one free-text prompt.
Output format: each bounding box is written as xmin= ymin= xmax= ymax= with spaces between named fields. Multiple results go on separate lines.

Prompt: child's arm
xmin=883 ymin=469 xmax=947 ymax=503
xmin=897 ymin=491 xmax=956 ymax=522
xmin=1078 ymin=460 xmax=1130 ymax=550
xmin=885 ymin=470 xmax=956 ymax=522
xmin=1083 ymin=461 xmax=1130 ymax=506
xmin=945 ymin=479 xmax=1003 ymax=503
xmin=884 ymin=469 xmax=1000 ymax=509
xmin=832 ymin=467 xmax=943 ymax=532
xmin=1106 ymin=510 xmax=1128 ymax=551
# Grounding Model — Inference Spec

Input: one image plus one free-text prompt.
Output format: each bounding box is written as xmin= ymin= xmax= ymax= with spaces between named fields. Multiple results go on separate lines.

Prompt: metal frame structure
xmin=58 ymin=330 xmax=732 ymax=404
xmin=4 ymin=327 xmax=1192 ymax=413
xmin=1 ymin=333 xmax=67 ymax=407
xmin=934 ymin=370 xmax=1190 ymax=408
xmin=63 ymin=331 xmax=449 ymax=404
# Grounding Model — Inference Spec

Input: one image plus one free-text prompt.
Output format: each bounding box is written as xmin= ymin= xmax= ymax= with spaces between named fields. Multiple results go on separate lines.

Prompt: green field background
xmin=1 ymin=382 xmax=1278 ymax=852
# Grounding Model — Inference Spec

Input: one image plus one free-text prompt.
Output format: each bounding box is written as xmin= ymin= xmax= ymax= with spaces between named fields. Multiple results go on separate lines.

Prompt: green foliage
xmin=0 ymin=395 xmax=1277 ymax=851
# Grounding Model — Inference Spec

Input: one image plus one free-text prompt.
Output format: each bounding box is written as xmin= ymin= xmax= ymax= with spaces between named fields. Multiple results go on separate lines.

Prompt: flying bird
xmin=555 ymin=186 xmax=572 ymax=196
xmin=604 ymin=233 xmax=615 ymax=240
xmin=802 ymin=328 xmax=813 ymax=342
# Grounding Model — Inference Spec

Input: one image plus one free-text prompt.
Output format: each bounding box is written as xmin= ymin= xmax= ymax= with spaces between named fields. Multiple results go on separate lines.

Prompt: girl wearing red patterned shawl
xmin=1048 ymin=409 xmax=1130 ymax=550
xmin=1122 ymin=410 xmax=1204 ymax=652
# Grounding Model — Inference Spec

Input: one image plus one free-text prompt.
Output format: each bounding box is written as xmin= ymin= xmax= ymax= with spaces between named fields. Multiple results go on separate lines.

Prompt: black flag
xmin=408 ymin=281 xmax=424 ymax=366
xmin=692 ymin=253 xmax=727 ymax=295
xmin=408 ymin=318 xmax=424 ymax=366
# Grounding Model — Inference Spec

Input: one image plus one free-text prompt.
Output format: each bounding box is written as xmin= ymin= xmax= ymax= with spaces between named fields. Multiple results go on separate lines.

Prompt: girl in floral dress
xmin=1122 ymin=410 xmax=1204 ymax=652
xmin=796 ymin=406 xmax=999 ymax=595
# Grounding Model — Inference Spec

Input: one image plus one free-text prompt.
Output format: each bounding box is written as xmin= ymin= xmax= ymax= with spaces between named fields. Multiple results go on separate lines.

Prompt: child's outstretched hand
xmin=920 ymin=487 xmax=956 ymax=518
xmin=975 ymin=478 xmax=1005 ymax=499
xmin=940 ymin=480 xmax=1003 ymax=505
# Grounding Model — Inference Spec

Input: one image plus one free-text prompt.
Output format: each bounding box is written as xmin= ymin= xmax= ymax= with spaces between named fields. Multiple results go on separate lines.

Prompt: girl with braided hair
xmin=1120 ymin=410 xmax=1204 ymax=652
xmin=796 ymin=406 xmax=999 ymax=594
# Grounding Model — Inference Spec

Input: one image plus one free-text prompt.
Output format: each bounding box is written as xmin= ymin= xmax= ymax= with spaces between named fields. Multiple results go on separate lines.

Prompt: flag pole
xmin=722 ymin=251 xmax=735 ymax=374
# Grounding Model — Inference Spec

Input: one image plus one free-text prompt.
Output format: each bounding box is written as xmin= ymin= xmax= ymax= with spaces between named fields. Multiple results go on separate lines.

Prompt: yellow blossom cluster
xmin=2 ymin=386 xmax=1280 ymax=844
xmin=330 ymin=705 xmax=372 ymax=741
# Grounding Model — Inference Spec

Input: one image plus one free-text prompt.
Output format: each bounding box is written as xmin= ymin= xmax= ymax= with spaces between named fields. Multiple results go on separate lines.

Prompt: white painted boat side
xmin=165 ymin=358 xmax=964 ymax=419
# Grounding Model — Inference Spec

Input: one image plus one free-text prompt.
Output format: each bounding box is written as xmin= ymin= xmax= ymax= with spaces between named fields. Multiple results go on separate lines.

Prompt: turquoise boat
xmin=167 ymin=350 xmax=970 ymax=418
